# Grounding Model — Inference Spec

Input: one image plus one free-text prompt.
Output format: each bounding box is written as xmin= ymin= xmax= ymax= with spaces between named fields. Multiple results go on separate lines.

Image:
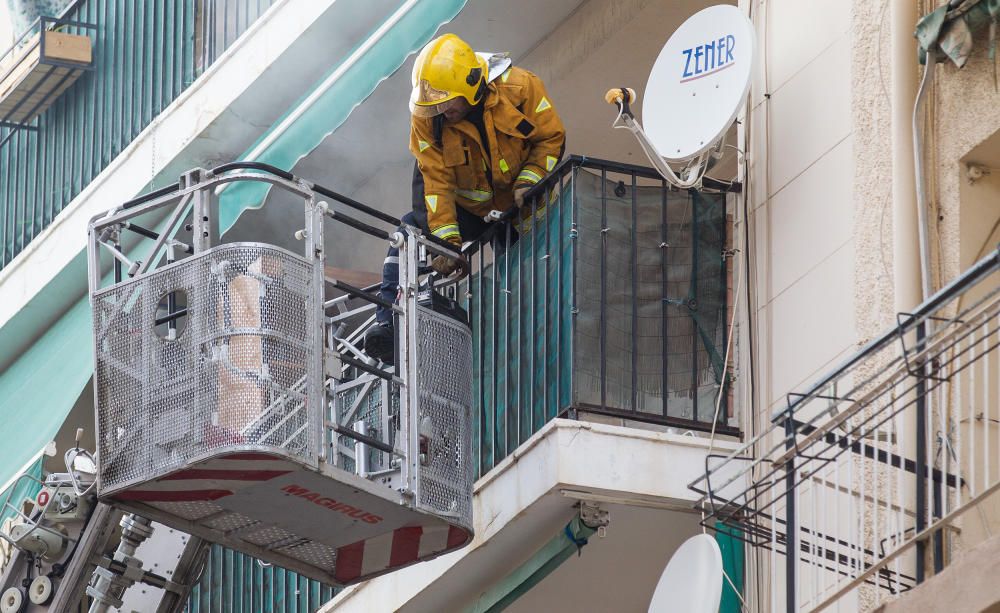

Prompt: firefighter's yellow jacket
xmin=409 ymin=66 xmax=566 ymax=244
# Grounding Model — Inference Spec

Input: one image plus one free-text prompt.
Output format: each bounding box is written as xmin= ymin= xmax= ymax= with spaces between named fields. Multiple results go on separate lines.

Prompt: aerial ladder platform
xmin=0 ymin=163 xmax=475 ymax=611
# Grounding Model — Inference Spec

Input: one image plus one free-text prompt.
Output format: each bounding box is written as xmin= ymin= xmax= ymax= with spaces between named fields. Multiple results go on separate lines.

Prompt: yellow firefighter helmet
xmin=409 ymin=33 xmax=488 ymax=117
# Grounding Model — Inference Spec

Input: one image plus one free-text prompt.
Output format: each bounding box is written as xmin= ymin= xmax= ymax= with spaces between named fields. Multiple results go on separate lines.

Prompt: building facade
xmin=1 ymin=0 xmax=998 ymax=611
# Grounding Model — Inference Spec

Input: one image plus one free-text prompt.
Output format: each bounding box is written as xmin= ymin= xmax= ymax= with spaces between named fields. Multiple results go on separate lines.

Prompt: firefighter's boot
xmin=363 ymin=323 xmax=395 ymax=365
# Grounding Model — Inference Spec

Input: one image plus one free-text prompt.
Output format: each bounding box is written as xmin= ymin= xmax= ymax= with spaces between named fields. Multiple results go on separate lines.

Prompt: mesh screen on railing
xmin=466 ymin=165 xmax=728 ymax=474
xmin=572 ymin=170 xmax=727 ymax=419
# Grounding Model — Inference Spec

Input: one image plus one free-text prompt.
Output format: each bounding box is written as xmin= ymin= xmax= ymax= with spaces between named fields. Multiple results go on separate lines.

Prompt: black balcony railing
xmin=445 ymin=155 xmax=740 ymax=477
xmin=691 ymin=248 xmax=1000 ymax=612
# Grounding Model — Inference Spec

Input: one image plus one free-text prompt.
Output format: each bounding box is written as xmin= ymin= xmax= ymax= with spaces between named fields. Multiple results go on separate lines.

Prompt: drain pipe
xmin=891 ymin=0 xmax=923 ymax=312
xmin=891 ymin=0 xmax=926 ymax=583
xmin=913 ymin=48 xmax=937 ymax=301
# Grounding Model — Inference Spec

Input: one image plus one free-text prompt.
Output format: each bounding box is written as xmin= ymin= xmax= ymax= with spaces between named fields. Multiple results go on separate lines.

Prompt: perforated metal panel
xmin=333 ymin=376 xmax=399 ymax=474
xmin=276 ymin=541 xmax=338 ymax=571
xmin=92 ymin=244 xmax=318 ymax=494
xmin=414 ymin=307 xmax=474 ymax=529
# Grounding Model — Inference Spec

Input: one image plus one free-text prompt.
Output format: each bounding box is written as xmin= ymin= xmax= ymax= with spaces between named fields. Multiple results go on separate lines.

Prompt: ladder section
xmin=0 ymin=436 xmax=208 ymax=612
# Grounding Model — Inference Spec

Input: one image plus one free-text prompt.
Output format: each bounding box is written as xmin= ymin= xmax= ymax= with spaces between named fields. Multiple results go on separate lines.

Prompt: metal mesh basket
xmin=414 ymin=307 xmax=474 ymax=529
xmin=92 ymin=244 xmax=318 ymax=494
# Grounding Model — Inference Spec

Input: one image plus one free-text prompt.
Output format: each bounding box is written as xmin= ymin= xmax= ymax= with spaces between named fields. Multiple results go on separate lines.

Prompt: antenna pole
xmin=784 ymin=410 xmax=796 ymax=613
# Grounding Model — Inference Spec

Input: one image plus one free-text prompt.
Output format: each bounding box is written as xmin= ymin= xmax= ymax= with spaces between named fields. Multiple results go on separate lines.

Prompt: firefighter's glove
xmin=513 ymin=186 xmax=530 ymax=209
xmin=431 ymin=254 xmax=460 ymax=276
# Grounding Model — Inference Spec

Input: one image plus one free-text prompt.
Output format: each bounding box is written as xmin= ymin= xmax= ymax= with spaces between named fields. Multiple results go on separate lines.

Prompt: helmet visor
xmin=410 ymin=79 xmax=464 ymax=117
xmin=409 ymin=95 xmax=466 ymax=118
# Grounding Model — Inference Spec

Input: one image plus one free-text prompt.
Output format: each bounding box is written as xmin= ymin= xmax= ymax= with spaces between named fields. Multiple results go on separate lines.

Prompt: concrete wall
xmin=850 ymin=0 xmax=1000 ymax=325
xmin=0 ymin=3 xmax=10 ymax=47
xmin=515 ymin=0 xmax=739 ymax=180
xmin=747 ymin=0 xmax=855 ymax=419
xmin=956 ymin=123 xmax=1000 ymax=553
xmin=932 ymin=17 xmax=1000 ymax=288
xmin=873 ymin=534 xmax=1000 ymax=613
xmin=758 ymin=0 xmax=1000 ymax=609
xmin=740 ymin=0 xmax=856 ymax=609
xmin=517 ymin=0 xmax=692 ymax=164
xmin=908 ymin=0 xmax=1000 ymax=571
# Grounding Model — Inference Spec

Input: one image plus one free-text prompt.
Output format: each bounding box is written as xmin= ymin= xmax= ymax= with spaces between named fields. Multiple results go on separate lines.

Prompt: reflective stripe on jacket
xmin=409 ymin=66 xmax=565 ymax=244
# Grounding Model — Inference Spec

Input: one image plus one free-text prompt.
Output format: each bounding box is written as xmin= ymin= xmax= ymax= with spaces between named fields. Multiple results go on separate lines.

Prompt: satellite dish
xmin=605 ymin=5 xmax=755 ymax=187
xmin=648 ymin=534 xmax=723 ymax=613
xmin=645 ymin=5 xmax=755 ymax=162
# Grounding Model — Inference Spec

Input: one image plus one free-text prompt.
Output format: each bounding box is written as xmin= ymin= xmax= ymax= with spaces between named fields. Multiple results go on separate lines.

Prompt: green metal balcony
xmin=0 ymin=0 xmax=276 ymax=268
xmin=188 ymin=544 xmax=339 ymax=613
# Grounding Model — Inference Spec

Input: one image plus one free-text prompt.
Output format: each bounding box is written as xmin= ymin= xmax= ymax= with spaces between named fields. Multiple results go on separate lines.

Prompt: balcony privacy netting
xmin=466 ymin=165 xmax=727 ymax=474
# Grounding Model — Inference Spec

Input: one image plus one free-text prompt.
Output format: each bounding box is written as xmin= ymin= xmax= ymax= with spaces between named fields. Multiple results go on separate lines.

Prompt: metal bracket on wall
xmin=578 ymin=502 xmax=611 ymax=538
xmin=894 ymin=312 xmax=962 ymax=381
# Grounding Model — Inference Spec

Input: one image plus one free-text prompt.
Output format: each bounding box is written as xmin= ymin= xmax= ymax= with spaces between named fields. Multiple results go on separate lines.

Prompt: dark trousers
xmin=376 ymin=209 xmax=498 ymax=324
xmin=376 ymin=162 xmax=516 ymax=324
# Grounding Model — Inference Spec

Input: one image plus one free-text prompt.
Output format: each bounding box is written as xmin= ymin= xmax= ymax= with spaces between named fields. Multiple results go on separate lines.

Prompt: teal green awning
xmin=466 ymin=515 xmax=598 ymax=613
xmin=0 ymin=297 xmax=93 ymax=492
xmin=716 ymin=521 xmax=745 ymax=613
xmin=218 ymin=0 xmax=468 ymax=233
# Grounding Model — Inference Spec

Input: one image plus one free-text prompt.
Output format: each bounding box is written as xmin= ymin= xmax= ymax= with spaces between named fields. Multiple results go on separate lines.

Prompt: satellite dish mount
xmin=606 ymin=5 xmax=755 ymax=189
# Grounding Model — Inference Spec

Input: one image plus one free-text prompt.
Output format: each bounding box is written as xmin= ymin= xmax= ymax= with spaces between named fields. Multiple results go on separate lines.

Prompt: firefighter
xmin=364 ymin=33 xmax=566 ymax=364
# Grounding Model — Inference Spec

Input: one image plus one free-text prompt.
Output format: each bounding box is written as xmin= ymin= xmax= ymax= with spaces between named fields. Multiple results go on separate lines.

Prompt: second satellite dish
xmin=648 ymin=533 xmax=723 ymax=613
xmin=605 ymin=4 xmax=755 ymax=188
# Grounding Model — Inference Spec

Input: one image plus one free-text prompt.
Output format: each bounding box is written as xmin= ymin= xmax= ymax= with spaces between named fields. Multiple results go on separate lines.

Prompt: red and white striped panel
xmin=113 ymin=453 xmax=296 ymax=503
xmin=334 ymin=523 xmax=470 ymax=583
xmin=113 ymin=451 xmax=473 ymax=584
